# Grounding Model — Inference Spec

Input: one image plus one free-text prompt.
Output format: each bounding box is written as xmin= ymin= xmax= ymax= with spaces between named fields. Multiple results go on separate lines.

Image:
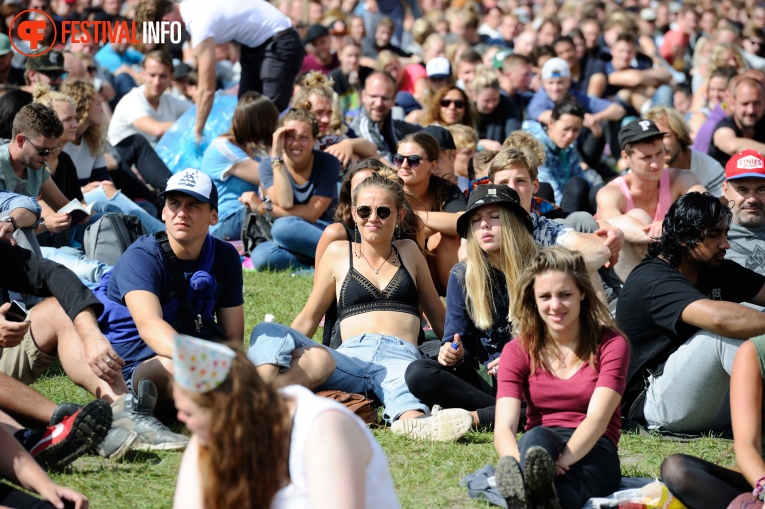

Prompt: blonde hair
xmin=464 ymin=206 xmax=537 ymax=329
xmin=445 ymin=124 xmax=478 ymax=150
xmin=32 ymin=83 xmax=75 ymax=110
xmin=59 ymin=80 xmax=103 ymax=156
xmin=491 ymin=131 xmax=545 ymax=180
xmin=292 ymin=71 xmax=345 ymax=136
xmin=471 ymin=65 xmax=500 ymax=95
xmin=512 ymin=247 xmax=620 ymax=374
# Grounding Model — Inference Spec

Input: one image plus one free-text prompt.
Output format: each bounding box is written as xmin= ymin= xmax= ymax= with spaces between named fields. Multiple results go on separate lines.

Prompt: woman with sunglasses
xmin=246 ymin=104 xmax=340 ymax=271
xmin=420 ymin=85 xmax=475 ymax=130
xmin=405 ymin=184 xmax=538 ymax=431
xmin=249 ymin=172 xmax=473 ymax=442
xmin=394 ymin=132 xmax=466 ymax=295
xmin=315 ymin=160 xmax=421 ymax=347
xmin=494 ymin=247 xmax=629 ymax=509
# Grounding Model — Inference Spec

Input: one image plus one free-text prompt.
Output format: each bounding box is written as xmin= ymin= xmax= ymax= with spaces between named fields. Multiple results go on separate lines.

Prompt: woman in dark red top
xmin=494 ymin=246 xmax=630 ymax=509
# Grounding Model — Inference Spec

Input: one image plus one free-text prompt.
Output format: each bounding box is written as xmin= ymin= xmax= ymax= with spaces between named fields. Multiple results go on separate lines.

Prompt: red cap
xmin=725 ymin=149 xmax=765 ymax=180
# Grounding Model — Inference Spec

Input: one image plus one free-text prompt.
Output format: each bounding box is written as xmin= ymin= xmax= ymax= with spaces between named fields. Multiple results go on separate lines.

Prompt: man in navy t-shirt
xmin=96 ymin=169 xmax=244 ymax=451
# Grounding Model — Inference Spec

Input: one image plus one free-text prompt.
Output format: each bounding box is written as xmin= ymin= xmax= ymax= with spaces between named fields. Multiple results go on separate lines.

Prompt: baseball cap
xmin=640 ymin=8 xmax=657 ymax=21
xmin=456 ymin=184 xmax=532 ymax=238
xmin=303 ymin=24 xmax=329 ymax=45
xmin=421 ymin=125 xmax=456 ymax=151
xmin=618 ymin=119 xmax=666 ymax=150
xmin=158 ymin=169 xmax=219 ymax=209
xmin=426 ymin=57 xmax=451 ymax=80
xmin=492 ymin=50 xmax=512 ymax=70
xmin=25 ymin=50 xmax=65 ymax=72
xmin=173 ymin=62 xmax=192 ymax=81
xmin=540 ymin=57 xmax=571 ymax=80
xmin=0 ymin=35 xmax=11 ymax=56
xmin=725 ymin=149 xmax=765 ymax=180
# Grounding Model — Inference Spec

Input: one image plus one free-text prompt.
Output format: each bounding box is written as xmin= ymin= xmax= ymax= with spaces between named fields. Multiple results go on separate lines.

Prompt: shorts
xmin=0 ymin=329 xmax=57 ymax=385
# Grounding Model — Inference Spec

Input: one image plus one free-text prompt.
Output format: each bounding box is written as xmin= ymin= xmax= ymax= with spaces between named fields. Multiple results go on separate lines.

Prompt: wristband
xmin=753 ymin=475 xmax=765 ymax=501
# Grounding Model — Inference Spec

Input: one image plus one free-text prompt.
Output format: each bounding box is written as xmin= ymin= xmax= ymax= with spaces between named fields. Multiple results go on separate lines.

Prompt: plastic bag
xmin=156 ymin=92 xmax=239 ymax=174
xmin=613 ymin=482 xmax=686 ymax=509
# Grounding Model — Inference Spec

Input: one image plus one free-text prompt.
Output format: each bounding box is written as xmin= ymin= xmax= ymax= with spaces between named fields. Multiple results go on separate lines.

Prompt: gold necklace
xmin=360 ymin=246 xmax=394 ymax=274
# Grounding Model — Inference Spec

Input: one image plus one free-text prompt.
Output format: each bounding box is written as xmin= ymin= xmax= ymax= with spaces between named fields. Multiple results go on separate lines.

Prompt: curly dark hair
xmin=647 ymin=192 xmax=732 ymax=267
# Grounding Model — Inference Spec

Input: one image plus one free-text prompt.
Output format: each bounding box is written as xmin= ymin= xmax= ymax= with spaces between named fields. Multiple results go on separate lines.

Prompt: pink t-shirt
xmin=496 ymin=328 xmax=630 ymax=447
xmin=398 ymin=64 xmax=427 ymax=94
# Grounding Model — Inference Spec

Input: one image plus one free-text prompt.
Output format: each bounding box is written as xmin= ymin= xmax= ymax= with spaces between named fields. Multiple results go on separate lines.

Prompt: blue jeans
xmin=39 ymin=247 xmax=111 ymax=289
xmin=248 ymin=322 xmax=428 ymax=422
xmin=210 ymin=209 xmax=244 ymax=241
xmin=85 ymin=185 xmax=165 ymax=234
xmin=249 ymin=216 xmax=329 ymax=271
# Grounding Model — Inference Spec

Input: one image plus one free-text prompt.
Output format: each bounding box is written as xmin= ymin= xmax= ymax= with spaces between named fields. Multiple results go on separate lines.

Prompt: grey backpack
xmin=84 ymin=213 xmax=146 ymax=265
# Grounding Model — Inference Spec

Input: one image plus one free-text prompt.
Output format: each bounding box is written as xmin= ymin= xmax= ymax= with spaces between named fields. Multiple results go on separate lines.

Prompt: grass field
xmin=27 ymin=271 xmax=737 ymax=508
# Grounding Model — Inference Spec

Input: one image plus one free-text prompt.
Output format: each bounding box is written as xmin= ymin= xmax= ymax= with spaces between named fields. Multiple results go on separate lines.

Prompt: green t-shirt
xmin=0 ymin=143 xmax=50 ymax=198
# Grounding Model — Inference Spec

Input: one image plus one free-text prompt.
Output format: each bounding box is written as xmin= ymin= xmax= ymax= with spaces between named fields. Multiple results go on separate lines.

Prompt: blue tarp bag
xmin=156 ymin=92 xmax=239 ymax=174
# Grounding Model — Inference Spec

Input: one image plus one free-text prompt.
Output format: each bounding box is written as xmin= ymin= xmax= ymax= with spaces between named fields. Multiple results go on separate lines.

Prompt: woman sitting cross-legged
xmin=246 ymin=104 xmax=340 ymax=271
xmin=172 ymin=335 xmax=401 ymax=509
xmin=248 ymin=173 xmax=473 ymax=441
xmin=405 ymin=184 xmax=538 ymax=430
xmin=494 ymin=246 xmax=630 ymax=509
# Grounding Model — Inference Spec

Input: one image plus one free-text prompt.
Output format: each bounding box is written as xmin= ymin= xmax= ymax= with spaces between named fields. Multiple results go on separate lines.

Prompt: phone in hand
xmin=6 ymin=300 xmax=27 ymax=322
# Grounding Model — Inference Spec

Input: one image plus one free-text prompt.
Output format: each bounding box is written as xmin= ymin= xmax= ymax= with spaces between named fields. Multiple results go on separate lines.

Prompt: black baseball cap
xmin=421 ymin=125 xmax=456 ymax=151
xmin=618 ymin=119 xmax=666 ymax=150
xmin=456 ymin=184 xmax=532 ymax=238
xmin=303 ymin=24 xmax=329 ymax=45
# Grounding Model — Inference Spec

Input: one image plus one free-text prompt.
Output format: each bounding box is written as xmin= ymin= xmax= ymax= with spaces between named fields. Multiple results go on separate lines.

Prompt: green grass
xmin=26 ymin=271 xmax=737 ymax=508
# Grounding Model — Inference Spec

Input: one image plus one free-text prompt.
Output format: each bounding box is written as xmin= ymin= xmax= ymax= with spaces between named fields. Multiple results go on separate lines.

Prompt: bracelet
xmin=753 ymin=475 xmax=765 ymax=501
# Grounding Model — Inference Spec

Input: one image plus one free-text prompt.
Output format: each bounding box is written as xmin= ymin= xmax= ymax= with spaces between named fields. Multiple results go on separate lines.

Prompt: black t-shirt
xmin=329 ymin=66 xmax=373 ymax=97
xmin=476 ymin=94 xmax=522 ymax=143
xmin=708 ymin=116 xmax=765 ymax=168
xmin=616 ymin=256 xmax=765 ymax=409
xmin=570 ymin=56 xmax=606 ymax=95
xmin=51 ymin=151 xmax=84 ymax=202
xmin=439 ymin=182 xmax=468 ymax=212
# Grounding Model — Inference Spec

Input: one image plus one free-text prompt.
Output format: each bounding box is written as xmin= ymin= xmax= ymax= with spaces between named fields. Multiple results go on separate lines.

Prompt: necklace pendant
xmin=374 ymin=269 xmax=379 ymax=274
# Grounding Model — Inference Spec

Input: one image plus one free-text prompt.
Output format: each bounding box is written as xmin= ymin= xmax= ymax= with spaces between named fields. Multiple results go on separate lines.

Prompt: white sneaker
xmin=390 ymin=406 xmax=472 ymax=442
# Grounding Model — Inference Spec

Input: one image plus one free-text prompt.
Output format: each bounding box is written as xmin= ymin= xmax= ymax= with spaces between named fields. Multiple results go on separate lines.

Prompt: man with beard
xmin=616 ymin=192 xmax=765 ymax=435
xmin=350 ymin=71 xmax=420 ymax=162
xmin=709 ymin=75 xmax=765 ymax=167
xmin=645 ymin=107 xmax=725 ymax=197
xmin=723 ymin=150 xmax=765 ymax=274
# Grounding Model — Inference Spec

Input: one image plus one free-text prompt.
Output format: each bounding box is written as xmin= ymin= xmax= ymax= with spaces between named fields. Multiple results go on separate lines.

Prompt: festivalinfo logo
xmin=9 ymin=9 xmax=182 ymax=58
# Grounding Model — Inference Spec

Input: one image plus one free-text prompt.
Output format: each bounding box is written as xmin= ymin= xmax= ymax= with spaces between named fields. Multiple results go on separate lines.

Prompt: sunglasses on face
xmin=23 ymin=136 xmax=57 ymax=156
xmin=42 ymin=71 xmax=68 ymax=81
xmin=392 ymin=154 xmax=429 ymax=168
xmin=440 ymin=98 xmax=465 ymax=109
xmin=86 ymin=65 xmax=97 ymax=73
xmin=355 ymin=205 xmax=392 ymax=220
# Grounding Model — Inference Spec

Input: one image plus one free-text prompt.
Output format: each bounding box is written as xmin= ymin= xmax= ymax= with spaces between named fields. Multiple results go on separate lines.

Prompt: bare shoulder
xmin=596 ymin=181 xmax=626 ymax=212
xmin=323 ymin=222 xmax=350 ymax=241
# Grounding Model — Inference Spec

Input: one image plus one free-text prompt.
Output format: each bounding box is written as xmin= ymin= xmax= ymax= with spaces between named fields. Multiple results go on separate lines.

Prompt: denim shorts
xmin=248 ymin=322 xmax=428 ymax=422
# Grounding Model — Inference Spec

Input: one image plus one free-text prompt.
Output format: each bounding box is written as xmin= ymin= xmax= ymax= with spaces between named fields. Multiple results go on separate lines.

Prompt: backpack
xmin=84 ymin=213 xmax=146 ymax=265
xmin=240 ymin=206 xmax=273 ymax=256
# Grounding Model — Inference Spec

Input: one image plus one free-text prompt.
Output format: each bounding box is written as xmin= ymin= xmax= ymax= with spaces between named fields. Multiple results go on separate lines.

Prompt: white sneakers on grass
xmin=390 ymin=405 xmax=472 ymax=442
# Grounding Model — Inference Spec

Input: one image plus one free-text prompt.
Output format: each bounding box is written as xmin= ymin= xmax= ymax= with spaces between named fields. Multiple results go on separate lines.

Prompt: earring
xmin=396 ymin=223 xmax=401 ymax=241
xmin=354 ymin=223 xmax=360 ymax=257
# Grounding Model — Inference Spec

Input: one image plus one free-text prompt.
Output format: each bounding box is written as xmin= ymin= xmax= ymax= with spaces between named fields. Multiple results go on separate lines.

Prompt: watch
xmin=0 ymin=216 xmax=17 ymax=232
xmin=38 ymin=217 xmax=47 ymax=233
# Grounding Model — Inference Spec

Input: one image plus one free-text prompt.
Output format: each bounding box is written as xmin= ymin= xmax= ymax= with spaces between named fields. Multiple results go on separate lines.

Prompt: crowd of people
xmin=2 ymin=0 xmax=765 ymax=507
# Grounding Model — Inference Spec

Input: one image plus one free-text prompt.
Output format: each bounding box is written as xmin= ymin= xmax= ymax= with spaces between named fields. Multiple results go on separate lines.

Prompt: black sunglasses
xmin=23 ymin=136 xmax=57 ymax=156
xmin=392 ymin=154 xmax=429 ymax=168
xmin=41 ymin=70 xmax=68 ymax=81
xmin=86 ymin=65 xmax=97 ymax=73
xmin=355 ymin=205 xmax=392 ymax=220
xmin=440 ymin=98 xmax=465 ymax=109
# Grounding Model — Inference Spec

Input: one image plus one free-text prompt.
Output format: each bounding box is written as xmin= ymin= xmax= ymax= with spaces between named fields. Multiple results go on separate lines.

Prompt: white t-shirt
xmin=63 ymin=140 xmax=107 ymax=181
xmin=107 ymin=85 xmax=192 ymax=146
xmin=179 ymin=0 xmax=291 ymax=49
xmin=690 ymin=149 xmax=725 ymax=197
xmin=172 ymin=385 xmax=400 ymax=509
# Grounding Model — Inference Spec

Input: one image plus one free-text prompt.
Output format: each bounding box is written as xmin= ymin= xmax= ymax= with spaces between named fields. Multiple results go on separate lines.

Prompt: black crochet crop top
xmin=337 ymin=242 xmax=420 ymax=322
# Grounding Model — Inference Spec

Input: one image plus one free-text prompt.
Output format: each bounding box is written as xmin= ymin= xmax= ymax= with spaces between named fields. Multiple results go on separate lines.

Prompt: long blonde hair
xmin=464 ymin=205 xmax=538 ymax=329
xmin=512 ymin=247 xmax=620 ymax=374
xmin=59 ymin=80 xmax=104 ymax=156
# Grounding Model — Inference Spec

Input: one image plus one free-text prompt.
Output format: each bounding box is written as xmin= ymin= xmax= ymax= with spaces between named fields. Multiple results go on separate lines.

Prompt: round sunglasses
xmin=392 ymin=154 xmax=430 ymax=168
xmin=440 ymin=98 xmax=465 ymax=109
xmin=355 ymin=205 xmax=392 ymax=220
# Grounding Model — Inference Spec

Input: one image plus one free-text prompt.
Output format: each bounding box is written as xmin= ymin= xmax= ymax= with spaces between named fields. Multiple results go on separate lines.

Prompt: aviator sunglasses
xmin=392 ymin=154 xmax=430 ymax=168
xmin=355 ymin=205 xmax=392 ymax=220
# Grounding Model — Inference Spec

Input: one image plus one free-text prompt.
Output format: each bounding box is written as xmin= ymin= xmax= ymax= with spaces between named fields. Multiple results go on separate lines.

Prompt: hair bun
xmin=292 ymin=99 xmax=313 ymax=112
xmin=32 ymin=82 xmax=52 ymax=101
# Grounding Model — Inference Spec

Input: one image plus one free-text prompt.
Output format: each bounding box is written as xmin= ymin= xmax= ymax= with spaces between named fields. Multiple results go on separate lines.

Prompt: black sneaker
xmin=49 ymin=403 xmax=82 ymax=426
xmin=29 ymin=399 xmax=112 ymax=471
xmin=111 ymin=379 xmax=188 ymax=451
xmin=495 ymin=456 xmax=528 ymax=509
xmin=523 ymin=446 xmax=561 ymax=509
